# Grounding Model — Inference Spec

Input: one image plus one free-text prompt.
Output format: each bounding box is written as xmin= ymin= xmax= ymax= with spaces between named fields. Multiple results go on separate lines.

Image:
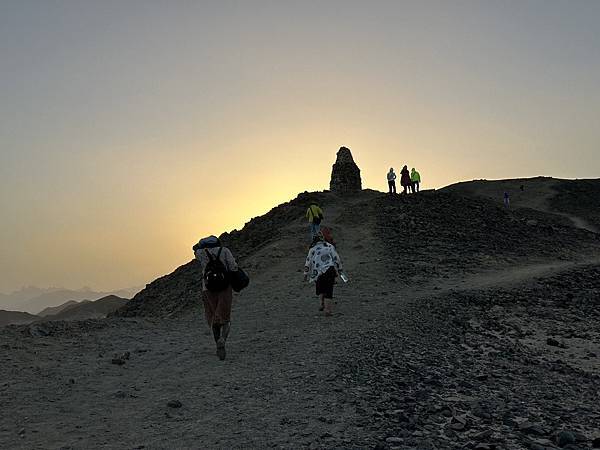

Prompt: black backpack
xmin=203 ymin=247 xmax=229 ymax=292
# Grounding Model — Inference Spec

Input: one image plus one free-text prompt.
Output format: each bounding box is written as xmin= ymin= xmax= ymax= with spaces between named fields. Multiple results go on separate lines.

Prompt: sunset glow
xmin=1 ymin=1 xmax=599 ymax=293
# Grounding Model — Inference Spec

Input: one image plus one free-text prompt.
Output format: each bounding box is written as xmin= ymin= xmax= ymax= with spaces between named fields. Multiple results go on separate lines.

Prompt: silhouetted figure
xmin=304 ymin=232 xmax=344 ymax=316
xmin=306 ymin=203 xmax=324 ymax=239
xmin=504 ymin=191 xmax=510 ymax=208
xmin=410 ymin=168 xmax=421 ymax=193
xmin=387 ymin=168 xmax=397 ymax=194
xmin=520 ymin=184 xmax=524 ymax=192
xmin=400 ymin=165 xmax=411 ymax=194
xmin=193 ymin=236 xmax=239 ymax=361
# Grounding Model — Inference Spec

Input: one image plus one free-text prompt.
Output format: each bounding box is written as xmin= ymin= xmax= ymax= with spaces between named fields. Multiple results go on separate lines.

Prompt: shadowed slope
xmin=443 ymin=177 xmax=600 ymax=232
xmin=375 ymin=190 xmax=600 ymax=284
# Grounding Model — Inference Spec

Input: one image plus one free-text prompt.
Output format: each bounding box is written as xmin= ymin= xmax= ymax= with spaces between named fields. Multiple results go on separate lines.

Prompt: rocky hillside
xmin=375 ymin=190 xmax=600 ymax=284
xmin=0 ymin=310 xmax=38 ymax=327
xmin=443 ymin=177 xmax=600 ymax=231
xmin=112 ymin=191 xmax=332 ymax=317
xmin=114 ymin=183 xmax=600 ymax=319
xmin=336 ymin=262 xmax=600 ymax=449
xmin=2 ymin=175 xmax=600 ymax=448
xmin=550 ymin=179 xmax=600 ymax=231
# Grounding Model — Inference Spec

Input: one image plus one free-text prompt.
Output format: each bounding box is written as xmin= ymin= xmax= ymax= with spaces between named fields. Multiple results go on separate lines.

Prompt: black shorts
xmin=315 ymin=267 xmax=337 ymax=299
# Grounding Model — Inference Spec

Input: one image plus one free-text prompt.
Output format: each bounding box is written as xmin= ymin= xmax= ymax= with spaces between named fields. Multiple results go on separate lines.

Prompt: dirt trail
xmin=1 ymin=193 xmax=599 ymax=449
xmin=559 ymin=213 xmax=598 ymax=233
xmin=425 ymin=256 xmax=600 ymax=295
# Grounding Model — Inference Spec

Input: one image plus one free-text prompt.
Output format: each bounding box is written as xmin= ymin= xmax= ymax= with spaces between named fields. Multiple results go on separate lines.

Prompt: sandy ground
xmin=1 ymin=192 xmax=599 ymax=449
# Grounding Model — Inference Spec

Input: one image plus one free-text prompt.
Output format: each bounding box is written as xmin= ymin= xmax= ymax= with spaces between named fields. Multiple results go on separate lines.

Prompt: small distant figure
xmin=303 ymin=232 xmax=344 ymax=316
xmin=400 ymin=165 xmax=411 ymax=194
xmin=520 ymin=184 xmax=524 ymax=192
xmin=193 ymin=235 xmax=239 ymax=361
xmin=504 ymin=191 xmax=510 ymax=208
xmin=387 ymin=168 xmax=397 ymax=194
xmin=306 ymin=203 xmax=324 ymax=239
xmin=410 ymin=168 xmax=421 ymax=193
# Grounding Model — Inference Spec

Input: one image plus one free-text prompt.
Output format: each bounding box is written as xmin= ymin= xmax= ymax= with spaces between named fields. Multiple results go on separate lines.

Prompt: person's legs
xmin=213 ymin=287 xmax=233 ymax=360
xmin=319 ymin=294 xmax=325 ymax=311
xmin=220 ymin=322 xmax=230 ymax=342
xmin=403 ymin=185 xmax=408 ymax=194
xmin=388 ymin=180 xmax=392 ymax=194
xmin=416 ymin=181 xmax=420 ymax=192
xmin=392 ymin=181 xmax=396 ymax=194
xmin=310 ymin=222 xmax=320 ymax=238
xmin=212 ymin=324 xmax=221 ymax=343
xmin=321 ymin=267 xmax=336 ymax=316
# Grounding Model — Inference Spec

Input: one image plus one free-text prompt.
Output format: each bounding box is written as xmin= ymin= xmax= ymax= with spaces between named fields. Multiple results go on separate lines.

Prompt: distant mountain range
xmin=38 ymin=300 xmax=82 ymax=317
xmin=0 ymin=286 xmax=141 ymax=314
xmin=0 ymin=295 xmax=129 ymax=327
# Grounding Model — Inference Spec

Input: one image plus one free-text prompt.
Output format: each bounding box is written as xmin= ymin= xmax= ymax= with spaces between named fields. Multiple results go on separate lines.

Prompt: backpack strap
xmin=205 ymin=247 xmax=225 ymax=267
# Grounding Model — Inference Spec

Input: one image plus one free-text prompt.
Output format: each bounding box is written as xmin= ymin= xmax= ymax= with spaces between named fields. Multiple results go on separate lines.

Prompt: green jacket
xmin=306 ymin=205 xmax=323 ymax=223
xmin=410 ymin=169 xmax=421 ymax=183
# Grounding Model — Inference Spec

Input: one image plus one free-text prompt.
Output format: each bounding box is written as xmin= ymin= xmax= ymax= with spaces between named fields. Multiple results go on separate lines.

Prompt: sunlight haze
xmin=1 ymin=0 xmax=599 ymax=294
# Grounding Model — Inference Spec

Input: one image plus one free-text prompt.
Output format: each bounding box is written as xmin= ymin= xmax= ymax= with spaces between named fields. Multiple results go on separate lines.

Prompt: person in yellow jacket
xmin=306 ymin=203 xmax=324 ymax=239
xmin=410 ymin=168 xmax=421 ymax=193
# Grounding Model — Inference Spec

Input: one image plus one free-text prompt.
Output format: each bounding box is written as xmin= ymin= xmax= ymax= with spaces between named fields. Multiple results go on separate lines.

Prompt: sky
xmin=1 ymin=0 xmax=599 ymax=294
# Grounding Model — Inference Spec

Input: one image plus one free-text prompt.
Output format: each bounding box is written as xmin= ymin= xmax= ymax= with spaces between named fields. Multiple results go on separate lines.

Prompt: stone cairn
xmin=330 ymin=146 xmax=362 ymax=194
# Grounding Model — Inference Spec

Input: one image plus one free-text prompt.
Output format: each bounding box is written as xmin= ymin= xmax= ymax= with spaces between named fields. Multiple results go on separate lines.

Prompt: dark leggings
xmin=212 ymin=324 xmax=221 ymax=342
xmin=388 ymin=180 xmax=396 ymax=194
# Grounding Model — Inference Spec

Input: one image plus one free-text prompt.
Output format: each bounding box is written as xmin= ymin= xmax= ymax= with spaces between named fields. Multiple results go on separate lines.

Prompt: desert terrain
xmin=1 ymin=177 xmax=599 ymax=450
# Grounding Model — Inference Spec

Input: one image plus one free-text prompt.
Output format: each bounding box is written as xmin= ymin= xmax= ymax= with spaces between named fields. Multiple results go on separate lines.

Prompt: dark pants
xmin=316 ymin=267 xmax=337 ymax=299
xmin=388 ymin=180 xmax=396 ymax=194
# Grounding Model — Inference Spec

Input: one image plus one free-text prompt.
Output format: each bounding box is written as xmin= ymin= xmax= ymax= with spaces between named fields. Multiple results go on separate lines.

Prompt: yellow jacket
xmin=306 ymin=205 xmax=323 ymax=223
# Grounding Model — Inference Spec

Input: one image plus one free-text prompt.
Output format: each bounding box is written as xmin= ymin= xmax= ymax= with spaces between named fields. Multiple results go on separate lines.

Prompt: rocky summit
xmin=330 ymin=146 xmax=362 ymax=193
xmin=1 ymin=176 xmax=600 ymax=449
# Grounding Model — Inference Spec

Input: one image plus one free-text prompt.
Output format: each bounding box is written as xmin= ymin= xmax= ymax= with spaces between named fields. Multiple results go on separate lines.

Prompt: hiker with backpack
xmin=306 ymin=203 xmax=324 ymax=239
xmin=400 ymin=165 xmax=411 ymax=194
xmin=303 ymin=232 xmax=344 ymax=316
xmin=410 ymin=168 xmax=421 ymax=193
xmin=193 ymin=235 xmax=246 ymax=361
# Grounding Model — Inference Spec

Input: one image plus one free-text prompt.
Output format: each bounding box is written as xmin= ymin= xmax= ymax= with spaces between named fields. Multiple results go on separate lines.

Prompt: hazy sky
xmin=1 ymin=0 xmax=599 ymax=293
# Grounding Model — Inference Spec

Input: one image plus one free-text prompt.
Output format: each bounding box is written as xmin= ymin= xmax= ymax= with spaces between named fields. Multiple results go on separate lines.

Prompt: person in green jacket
xmin=306 ymin=203 xmax=324 ymax=239
xmin=410 ymin=168 xmax=421 ymax=193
